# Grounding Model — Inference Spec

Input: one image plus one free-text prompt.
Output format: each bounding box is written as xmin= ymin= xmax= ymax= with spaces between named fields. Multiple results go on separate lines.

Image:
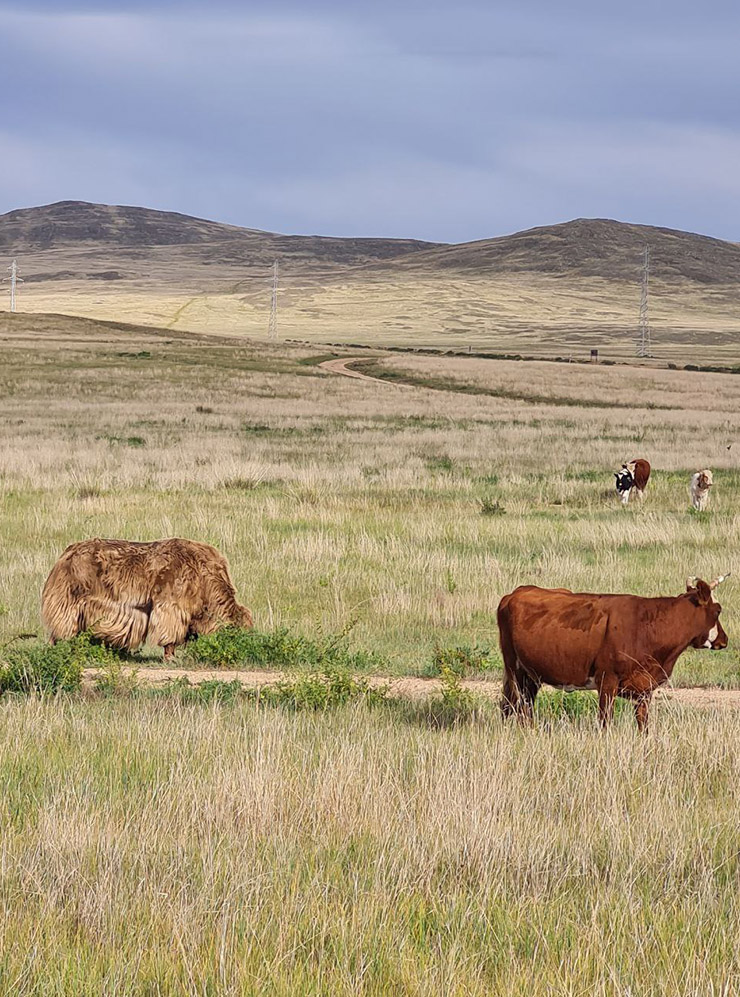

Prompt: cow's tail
xmin=497 ymin=595 xmax=520 ymax=717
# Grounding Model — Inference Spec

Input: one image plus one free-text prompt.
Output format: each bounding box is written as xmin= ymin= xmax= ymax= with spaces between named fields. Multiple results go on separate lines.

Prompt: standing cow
xmin=498 ymin=575 xmax=728 ymax=730
xmin=615 ymin=458 xmax=651 ymax=505
xmin=690 ymin=469 xmax=713 ymax=511
xmin=42 ymin=537 xmax=253 ymax=660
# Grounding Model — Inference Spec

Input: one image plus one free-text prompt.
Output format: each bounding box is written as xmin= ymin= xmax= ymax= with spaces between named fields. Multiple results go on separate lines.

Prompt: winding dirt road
xmin=82 ymin=666 xmax=740 ymax=709
xmin=318 ymin=357 xmax=400 ymax=385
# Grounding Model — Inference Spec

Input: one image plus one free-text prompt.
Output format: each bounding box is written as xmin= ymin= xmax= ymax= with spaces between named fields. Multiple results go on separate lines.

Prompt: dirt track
xmin=318 ymin=357 xmax=400 ymax=384
xmin=82 ymin=667 xmax=740 ymax=709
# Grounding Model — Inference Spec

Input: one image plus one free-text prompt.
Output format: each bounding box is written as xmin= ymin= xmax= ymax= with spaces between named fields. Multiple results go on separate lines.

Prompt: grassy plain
xmin=2 ymin=312 xmax=740 ymax=683
xmin=17 ymin=268 xmax=740 ymax=365
xmin=2 ymin=698 xmax=740 ymax=994
xmin=2 ymin=311 xmax=740 ymax=992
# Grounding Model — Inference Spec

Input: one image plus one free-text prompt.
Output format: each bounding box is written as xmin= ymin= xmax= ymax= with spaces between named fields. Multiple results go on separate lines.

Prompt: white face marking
xmin=704 ymin=625 xmax=719 ymax=648
xmin=620 ymin=489 xmax=631 ymax=505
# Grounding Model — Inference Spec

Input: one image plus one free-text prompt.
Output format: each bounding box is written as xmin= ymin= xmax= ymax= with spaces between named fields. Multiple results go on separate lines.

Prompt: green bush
xmin=478 ymin=496 xmax=506 ymax=516
xmin=158 ymin=667 xmax=387 ymax=711
xmin=156 ymin=677 xmax=245 ymax=704
xmin=0 ymin=632 xmax=119 ymax=695
xmin=183 ymin=625 xmax=385 ymax=673
xmin=534 ymin=689 xmax=627 ymax=723
xmin=260 ymin=666 xmax=388 ymax=711
xmin=431 ymin=643 xmax=498 ymax=676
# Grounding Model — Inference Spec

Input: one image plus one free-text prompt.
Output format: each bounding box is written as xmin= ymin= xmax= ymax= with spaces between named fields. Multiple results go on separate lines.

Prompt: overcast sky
xmin=1 ymin=0 xmax=739 ymax=243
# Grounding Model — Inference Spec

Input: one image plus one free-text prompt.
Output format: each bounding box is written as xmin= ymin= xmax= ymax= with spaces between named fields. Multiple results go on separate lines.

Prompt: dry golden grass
xmin=1 ymin=312 xmax=739 ymax=685
xmin=1 ymin=697 xmax=740 ymax=994
xmin=10 ymin=257 xmax=740 ymax=364
xmin=1 ymin=313 xmax=740 ymax=992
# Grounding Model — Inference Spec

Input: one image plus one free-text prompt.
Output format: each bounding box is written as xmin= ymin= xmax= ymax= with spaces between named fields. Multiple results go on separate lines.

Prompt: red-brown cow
xmin=498 ymin=576 xmax=729 ymax=729
xmin=615 ymin=458 xmax=651 ymax=505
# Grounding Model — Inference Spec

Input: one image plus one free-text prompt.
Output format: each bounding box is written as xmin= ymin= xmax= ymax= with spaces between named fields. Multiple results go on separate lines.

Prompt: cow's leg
xmin=597 ymin=675 xmax=618 ymax=729
xmin=518 ymin=671 xmax=540 ymax=726
xmin=501 ymin=668 xmax=520 ymax=719
xmin=621 ymin=488 xmax=630 ymax=505
xmin=499 ymin=620 xmax=522 ymax=719
xmin=634 ymin=694 xmax=652 ymax=732
xmin=149 ymin=603 xmax=189 ymax=661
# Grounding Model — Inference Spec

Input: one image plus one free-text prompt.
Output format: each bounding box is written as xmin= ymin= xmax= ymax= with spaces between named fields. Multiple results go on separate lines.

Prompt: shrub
xmin=0 ymin=632 xmax=119 ymax=695
xmin=158 ymin=667 xmax=387 ymax=711
xmin=222 ymin=476 xmax=266 ymax=491
xmin=431 ymin=643 xmax=498 ymax=676
xmin=75 ymin=485 xmax=102 ymax=499
xmin=93 ymin=656 xmax=138 ymax=697
xmin=425 ymin=455 xmax=454 ymax=473
xmin=260 ymin=666 xmax=388 ymax=711
xmin=534 ymin=689 xmax=627 ymax=724
xmin=478 ymin=496 xmax=506 ymax=516
xmin=183 ymin=624 xmax=385 ymax=673
xmin=157 ymin=677 xmax=245 ymax=704
xmin=410 ymin=665 xmax=481 ymax=727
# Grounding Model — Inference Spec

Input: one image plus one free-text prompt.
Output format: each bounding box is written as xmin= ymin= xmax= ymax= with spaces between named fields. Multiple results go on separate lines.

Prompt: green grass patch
xmin=158 ymin=667 xmax=388 ymax=710
xmin=182 ymin=625 xmax=387 ymax=673
xmin=0 ymin=632 xmax=119 ymax=695
xmin=351 ymin=361 xmax=677 ymax=410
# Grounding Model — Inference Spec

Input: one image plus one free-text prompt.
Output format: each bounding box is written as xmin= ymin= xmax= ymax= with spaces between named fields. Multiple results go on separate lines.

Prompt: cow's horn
xmin=710 ymin=572 xmax=731 ymax=589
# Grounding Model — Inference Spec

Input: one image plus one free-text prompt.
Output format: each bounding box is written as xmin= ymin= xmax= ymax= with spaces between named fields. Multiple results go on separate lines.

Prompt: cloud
xmin=0 ymin=1 xmax=739 ymax=241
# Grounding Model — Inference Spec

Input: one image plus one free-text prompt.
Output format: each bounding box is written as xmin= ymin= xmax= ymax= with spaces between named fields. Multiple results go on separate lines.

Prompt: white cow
xmin=690 ymin=469 xmax=713 ymax=511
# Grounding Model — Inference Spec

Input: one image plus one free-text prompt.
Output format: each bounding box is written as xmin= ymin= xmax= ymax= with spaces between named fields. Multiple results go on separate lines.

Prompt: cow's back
xmin=499 ymin=586 xmax=611 ymax=688
xmin=630 ymin=459 xmax=651 ymax=492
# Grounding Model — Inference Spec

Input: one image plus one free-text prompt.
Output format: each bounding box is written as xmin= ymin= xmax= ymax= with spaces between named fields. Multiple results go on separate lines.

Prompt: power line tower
xmin=6 ymin=258 xmax=22 ymax=313
xmin=636 ymin=245 xmax=652 ymax=357
xmin=268 ymin=260 xmax=279 ymax=340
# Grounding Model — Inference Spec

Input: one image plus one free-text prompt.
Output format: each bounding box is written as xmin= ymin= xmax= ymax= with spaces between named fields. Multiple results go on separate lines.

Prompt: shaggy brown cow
xmin=498 ymin=576 xmax=728 ymax=730
xmin=42 ymin=538 xmax=253 ymax=660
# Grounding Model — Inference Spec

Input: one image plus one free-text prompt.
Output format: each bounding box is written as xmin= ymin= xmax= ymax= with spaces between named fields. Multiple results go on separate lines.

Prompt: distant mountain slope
xmin=392 ymin=218 xmax=740 ymax=284
xmin=0 ymin=200 xmax=441 ymax=264
xmin=2 ymin=201 xmax=739 ymax=364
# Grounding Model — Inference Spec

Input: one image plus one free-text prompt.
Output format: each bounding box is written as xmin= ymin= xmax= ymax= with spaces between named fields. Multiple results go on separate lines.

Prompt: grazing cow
xmin=42 ymin=538 xmax=253 ymax=660
xmin=615 ymin=458 xmax=651 ymax=505
xmin=690 ymin=469 xmax=713 ymax=511
xmin=498 ymin=575 xmax=728 ymax=730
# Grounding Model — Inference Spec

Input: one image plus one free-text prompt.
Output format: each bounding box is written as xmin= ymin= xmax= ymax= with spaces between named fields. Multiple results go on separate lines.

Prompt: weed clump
xmin=0 ymin=632 xmax=120 ymax=695
xmin=183 ymin=624 xmax=385 ymax=673
xmin=432 ymin=643 xmax=498 ymax=676
xmin=161 ymin=667 xmax=387 ymax=711
xmin=222 ymin=476 xmax=266 ymax=491
xmin=425 ymin=455 xmax=454 ymax=474
xmin=478 ymin=496 xmax=506 ymax=516
xmin=262 ymin=666 xmax=387 ymax=710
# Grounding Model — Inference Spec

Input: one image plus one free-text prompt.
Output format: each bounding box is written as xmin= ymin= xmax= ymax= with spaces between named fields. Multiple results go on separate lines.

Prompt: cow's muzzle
xmin=705 ymin=623 xmax=728 ymax=649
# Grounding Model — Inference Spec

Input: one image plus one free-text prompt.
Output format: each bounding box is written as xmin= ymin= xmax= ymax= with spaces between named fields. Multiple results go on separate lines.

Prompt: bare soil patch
xmin=83 ymin=666 xmax=740 ymax=709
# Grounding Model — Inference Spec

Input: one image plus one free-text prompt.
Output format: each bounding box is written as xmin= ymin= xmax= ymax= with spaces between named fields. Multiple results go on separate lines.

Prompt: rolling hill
xmin=0 ymin=200 xmax=438 ymax=264
xmin=1 ymin=201 xmax=739 ymax=364
xmin=393 ymin=218 xmax=740 ymax=285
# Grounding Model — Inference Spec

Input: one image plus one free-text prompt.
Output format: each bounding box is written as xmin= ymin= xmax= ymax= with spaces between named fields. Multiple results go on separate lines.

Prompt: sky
xmin=1 ymin=0 xmax=739 ymax=243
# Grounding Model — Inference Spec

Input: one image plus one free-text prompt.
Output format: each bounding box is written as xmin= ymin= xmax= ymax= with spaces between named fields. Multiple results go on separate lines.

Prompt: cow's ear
xmin=693 ymin=579 xmax=712 ymax=605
